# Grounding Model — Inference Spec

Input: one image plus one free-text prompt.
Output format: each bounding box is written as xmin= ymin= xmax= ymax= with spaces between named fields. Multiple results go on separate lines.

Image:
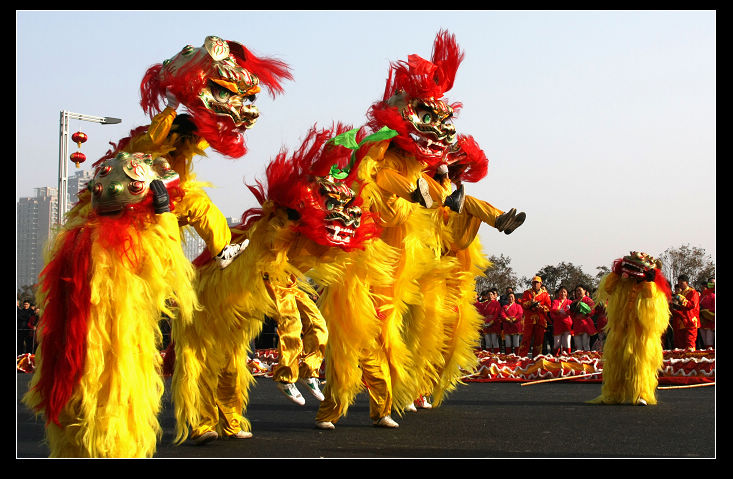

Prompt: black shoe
xmin=504 ymin=211 xmax=526 ymax=234
xmin=494 ymin=208 xmax=516 ymax=232
xmin=411 ymin=177 xmax=433 ymax=208
xmin=443 ymin=184 xmax=465 ymax=213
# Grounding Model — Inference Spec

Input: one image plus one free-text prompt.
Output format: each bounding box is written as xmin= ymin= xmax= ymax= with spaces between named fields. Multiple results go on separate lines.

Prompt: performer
xmin=172 ymin=125 xmax=385 ymax=443
xmin=590 ymin=301 xmax=608 ymax=351
xmin=549 ymin=286 xmax=573 ymax=355
xmin=133 ymin=35 xmax=292 ymax=268
xmin=699 ymin=278 xmax=715 ymax=348
xmin=315 ymin=31 xmax=511 ymax=428
xmin=589 ymin=251 xmax=671 ymax=406
xmin=478 ymin=289 xmax=502 ymax=353
xmin=500 ymin=292 xmax=524 ymax=355
xmin=22 ymin=153 xmax=198 ymax=457
xmin=518 ymin=276 xmax=551 ymax=357
xmin=474 ymin=291 xmax=489 ymax=349
xmin=670 ymin=274 xmax=700 ymax=350
xmin=570 ymin=284 xmax=596 ymax=352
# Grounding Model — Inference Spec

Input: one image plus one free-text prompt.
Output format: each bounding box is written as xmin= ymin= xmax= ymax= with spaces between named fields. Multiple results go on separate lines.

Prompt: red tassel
xmin=31 ymin=226 xmax=93 ymax=426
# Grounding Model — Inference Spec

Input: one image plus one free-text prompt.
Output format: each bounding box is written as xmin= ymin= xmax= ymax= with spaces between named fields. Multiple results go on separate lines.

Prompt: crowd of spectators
xmin=475 ymin=274 xmax=715 ymax=357
xmin=16 ymin=274 xmax=715 ymax=360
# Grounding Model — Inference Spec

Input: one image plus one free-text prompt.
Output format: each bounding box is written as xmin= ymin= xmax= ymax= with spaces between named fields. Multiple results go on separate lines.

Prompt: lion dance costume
xmin=589 ymin=252 xmax=672 ymax=406
xmin=315 ymin=30 xmax=526 ymax=429
xmin=22 ymin=154 xmax=198 ymax=458
xmin=133 ymin=35 xmax=292 ymax=265
xmin=171 ymin=124 xmax=385 ymax=443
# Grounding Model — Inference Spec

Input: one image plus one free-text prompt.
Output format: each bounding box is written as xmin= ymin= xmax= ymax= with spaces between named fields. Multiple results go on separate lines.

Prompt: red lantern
xmin=72 ymin=131 xmax=88 ymax=148
xmin=70 ymin=151 xmax=86 ymax=168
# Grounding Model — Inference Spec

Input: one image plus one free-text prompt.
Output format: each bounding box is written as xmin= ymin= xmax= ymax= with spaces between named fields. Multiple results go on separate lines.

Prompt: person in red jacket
xmin=670 ymin=274 xmax=700 ymax=350
xmin=699 ymin=278 xmax=715 ymax=349
xmin=501 ymin=292 xmax=524 ymax=355
xmin=478 ymin=289 xmax=502 ymax=353
xmin=570 ymin=284 xmax=596 ymax=352
xmin=549 ymin=286 xmax=573 ymax=355
xmin=519 ymin=276 xmax=551 ymax=357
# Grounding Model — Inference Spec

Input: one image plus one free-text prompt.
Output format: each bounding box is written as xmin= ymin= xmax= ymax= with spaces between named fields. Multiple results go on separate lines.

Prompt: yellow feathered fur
xmin=588 ymin=272 xmax=670 ymax=405
xmin=24 ymin=212 xmax=197 ymax=457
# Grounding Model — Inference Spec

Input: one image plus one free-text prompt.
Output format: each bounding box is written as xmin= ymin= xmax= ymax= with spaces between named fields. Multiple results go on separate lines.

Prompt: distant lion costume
xmin=589 ymin=251 xmax=672 ymax=406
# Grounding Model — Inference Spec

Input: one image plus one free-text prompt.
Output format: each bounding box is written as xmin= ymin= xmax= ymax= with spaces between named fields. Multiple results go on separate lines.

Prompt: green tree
xmin=535 ymin=262 xmax=598 ymax=294
xmin=16 ymin=284 xmax=37 ymax=304
xmin=476 ymin=254 xmax=520 ymax=294
xmin=658 ymin=244 xmax=715 ymax=289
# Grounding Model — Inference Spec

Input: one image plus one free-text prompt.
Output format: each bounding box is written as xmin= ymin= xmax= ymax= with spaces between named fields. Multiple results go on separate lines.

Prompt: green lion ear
xmin=328 ymin=128 xmax=360 ymax=150
xmin=359 ymin=126 xmax=399 ymax=145
xmin=329 ymin=164 xmax=349 ymax=180
xmin=327 ymin=126 xmax=398 ymax=178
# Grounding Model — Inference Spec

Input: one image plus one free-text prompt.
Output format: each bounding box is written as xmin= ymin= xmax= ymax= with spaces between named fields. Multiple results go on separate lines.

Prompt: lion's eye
xmin=128 ymin=181 xmax=145 ymax=195
xmin=211 ymin=84 xmax=231 ymax=101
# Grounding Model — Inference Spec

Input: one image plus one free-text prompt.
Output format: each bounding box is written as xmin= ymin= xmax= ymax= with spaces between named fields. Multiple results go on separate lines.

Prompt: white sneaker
xmin=226 ymin=430 xmax=253 ymax=439
xmin=415 ymin=396 xmax=432 ymax=409
xmin=373 ymin=415 xmax=399 ymax=428
xmin=276 ymin=381 xmax=305 ymax=406
xmin=193 ymin=430 xmax=218 ymax=445
xmin=405 ymin=403 xmax=418 ymax=413
xmin=315 ymin=421 xmax=335 ymax=430
xmin=637 ymin=398 xmax=648 ymax=406
xmin=299 ymin=377 xmax=325 ymax=401
xmin=216 ymin=239 xmax=248 ymax=269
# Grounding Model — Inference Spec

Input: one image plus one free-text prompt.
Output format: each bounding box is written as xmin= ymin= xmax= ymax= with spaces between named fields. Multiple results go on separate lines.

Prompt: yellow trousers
xmin=315 ymin=345 xmax=392 ymax=423
xmin=191 ymin=351 xmax=248 ymax=438
xmin=266 ymin=280 xmax=328 ymax=383
xmin=375 ymin=168 xmax=504 ymax=228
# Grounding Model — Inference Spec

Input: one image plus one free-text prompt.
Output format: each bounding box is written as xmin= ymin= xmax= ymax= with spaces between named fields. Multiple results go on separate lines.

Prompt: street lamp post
xmin=58 ymin=110 xmax=122 ymax=225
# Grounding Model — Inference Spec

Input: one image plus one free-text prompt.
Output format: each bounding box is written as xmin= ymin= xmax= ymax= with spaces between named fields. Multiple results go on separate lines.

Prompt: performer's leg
xmin=553 ymin=335 xmax=562 ymax=354
xmin=359 ymin=348 xmax=393 ymax=423
xmin=190 ymin=369 xmax=221 ymax=439
xmin=294 ymin=289 xmax=328 ymax=380
xmin=562 ymin=332 xmax=572 ymax=352
xmin=531 ymin=326 xmax=545 ymax=356
xmin=573 ymin=334 xmax=583 ymax=351
xmin=581 ymin=333 xmax=591 ymax=351
xmin=518 ymin=323 xmax=533 ymax=357
xmin=214 ymin=351 xmax=250 ymax=437
xmin=463 ymin=195 xmax=526 ymax=234
xmin=463 ymin=195 xmax=504 ymax=228
xmin=266 ymin=281 xmax=304 ymax=384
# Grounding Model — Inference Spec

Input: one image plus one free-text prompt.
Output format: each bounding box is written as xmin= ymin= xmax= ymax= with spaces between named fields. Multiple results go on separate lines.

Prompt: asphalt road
xmin=16 ymin=373 xmax=715 ymax=459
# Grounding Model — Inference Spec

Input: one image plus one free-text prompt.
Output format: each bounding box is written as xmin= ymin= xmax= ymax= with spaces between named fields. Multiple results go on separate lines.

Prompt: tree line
xmin=476 ymin=244 xmax=715 ymax=295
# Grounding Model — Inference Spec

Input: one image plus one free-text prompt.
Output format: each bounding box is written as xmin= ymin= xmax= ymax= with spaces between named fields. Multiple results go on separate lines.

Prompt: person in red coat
xmin=549 ymin=286 xmax=573 ymax=355
xmin=570 ymin=284 xmax=596 ymax=352
xmin=591 ymin=301 xmax=608 ymax=351
xmin=519 ymin=276 xmax=551 ymax=357
xmin=500 ymin=292 xmax=523 ymax=355
xmin=670 ymin=274 xmax=700 ymax=350
xmin=699 ymin=278 xmax=715 ymax=349
xmin=478 ymin=289 xmax=503 ymax=353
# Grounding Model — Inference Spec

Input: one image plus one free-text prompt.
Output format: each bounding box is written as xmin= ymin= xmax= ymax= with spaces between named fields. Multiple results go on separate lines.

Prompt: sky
xmin=16 ymin=10 xmax=716 ymax=282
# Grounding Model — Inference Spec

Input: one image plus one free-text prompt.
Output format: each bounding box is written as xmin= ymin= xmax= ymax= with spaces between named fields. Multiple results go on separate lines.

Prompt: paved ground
xmin=16 ymin=373 xmax=715 ymax=459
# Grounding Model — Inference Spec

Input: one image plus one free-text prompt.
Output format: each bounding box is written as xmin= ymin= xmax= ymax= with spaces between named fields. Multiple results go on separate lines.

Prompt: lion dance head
xmin=244 ymin=124 xmax=381 ymax=252
xmin=365 ymin=30 xmax=488 ymax=183
xmin=140 ymin=35 xmax=292 ymax=158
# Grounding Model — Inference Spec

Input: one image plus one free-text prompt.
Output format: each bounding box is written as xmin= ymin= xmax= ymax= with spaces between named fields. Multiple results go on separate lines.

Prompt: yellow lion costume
xmin=588 ymin=251 xmax=672 ymax=406
xmin=22 ymin=154 xmax=198 ymax=458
